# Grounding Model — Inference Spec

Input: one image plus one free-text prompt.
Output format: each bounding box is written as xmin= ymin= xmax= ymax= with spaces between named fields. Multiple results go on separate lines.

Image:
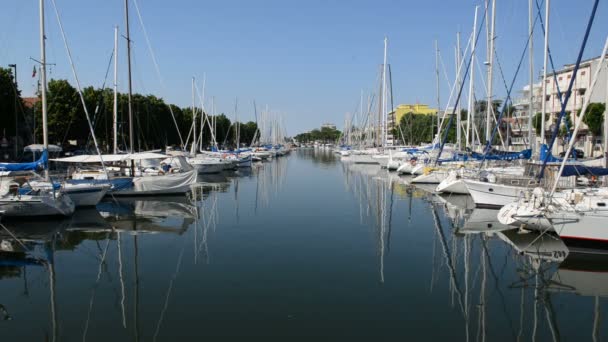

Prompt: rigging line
xmin=493 ymin=48 xmax=529 ymax=148
xmin=132 ymin=0 xmax=185 ymax=149
xmin=539 ymin=0 xmax=600 ymax=181
xmin=438 ymin=49 xmax=454 ymax=93
xmin=50 ymin=0 xmax=109 ymax=179
xmin=116 ymin=232 xmax=126 ymax=328
xmin=0 ymin=223 xmax=29 ymax=250
xmin=82 ymin=234 xmax=112 ymax=341
xmin=534 ymin=0 xmax=570 ymax=143
xmin=153 ymin=245 xmax=185 ymax=342
xmin=84 ymin=47 xmax=116 ymax=149
xmin=478 ymin=2 xmax=543 ymax=169
xmin=435 ymin=8 xmax=487 ymax=163
xmin=479 ymin=237 xmax=518 ymax=340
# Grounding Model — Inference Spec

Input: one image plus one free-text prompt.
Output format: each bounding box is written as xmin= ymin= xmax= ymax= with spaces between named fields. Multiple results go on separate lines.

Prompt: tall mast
xmin=604 ymin=49 xmax=608 ymax=168
xmin=485 ymin=0 xmax=496 ymax=144
xmin=125 ymin=0 xmax=134 ymax=153
xmin=467 ymin=7 xmax=479 ymax=148
xmin=528 ymin=0 xmax=535 ymax=152
xmin=435 ymin=40 xmax=440 ymax=143
xmin=191 ymin=77 xmax=196 ymax=155
xmin=39 ymin=0 xmax=49 ymax=180
xmin=540 ymin=0 xmax=550 ymax=148
xmin=113 ymin=26 xmax=119 ymax=154
xmin=382 ymin=36 xmax=388 ymax=147
xmin=456 ymin=31 xmax=462 ymax=150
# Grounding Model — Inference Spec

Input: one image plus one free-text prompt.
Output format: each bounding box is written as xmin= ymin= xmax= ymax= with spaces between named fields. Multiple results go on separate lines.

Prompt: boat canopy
xmin=471 ymin=148 xmax=532 ymax=161
xmin=0 ymin=150 xmax=47 ymax=171
xmin=24 ymin=144 xmax=62 ymax=153
xmin=51 ymin=152 xmax=169 ymax=163
xmin=560 ymin=165 xmax=608 ymax=177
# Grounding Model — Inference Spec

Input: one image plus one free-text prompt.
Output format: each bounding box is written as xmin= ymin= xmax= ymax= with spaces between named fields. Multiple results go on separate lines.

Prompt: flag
xmin=32 ymin=66 xmax=36 ymax=78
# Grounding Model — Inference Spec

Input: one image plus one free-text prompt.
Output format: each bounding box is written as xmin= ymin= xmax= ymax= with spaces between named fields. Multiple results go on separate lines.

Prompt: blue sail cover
xmin=438 ymin=152 xmax=469 ymax=163
xmin=561 ymin=165 xmax=608 ymax=177
xmin=0 ymin=150 xmax=48 ymax=171
xmin=539 ymin=144 xmax=563 ymax=163
xmin=471 ymin=148 xmax=532 ymax=161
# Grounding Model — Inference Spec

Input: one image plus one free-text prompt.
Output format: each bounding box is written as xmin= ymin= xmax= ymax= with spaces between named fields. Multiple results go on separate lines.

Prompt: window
xmin=581 ymin=71 xmax=586 ymax=76
xmin=559 ymin=76 xmax=563 ymax=81
xmin=545 ymin=95 xmax=551 ymax=101
xmin=567 ymin=75 xmax=571 ymax=79
xmin=579 ymin=88 xmax=586 ymax=96
xmin=546 ymin=79 xmax=550 ymax=84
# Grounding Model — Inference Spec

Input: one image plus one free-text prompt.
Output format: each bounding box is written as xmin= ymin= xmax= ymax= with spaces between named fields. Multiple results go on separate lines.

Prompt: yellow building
xmin=390 ymin=104 xmax=438 ymax=124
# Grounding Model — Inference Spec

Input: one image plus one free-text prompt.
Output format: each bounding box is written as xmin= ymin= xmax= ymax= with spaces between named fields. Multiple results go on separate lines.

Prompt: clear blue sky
xmin=1 ymin=0 xmax=606 ymax=135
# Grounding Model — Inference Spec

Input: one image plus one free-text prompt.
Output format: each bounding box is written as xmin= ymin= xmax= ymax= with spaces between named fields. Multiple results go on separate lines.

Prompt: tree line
xmin=0 ymin=67 xmax=259 ymax=157
xmin=294 ymin=127 xmax=342 ymax=143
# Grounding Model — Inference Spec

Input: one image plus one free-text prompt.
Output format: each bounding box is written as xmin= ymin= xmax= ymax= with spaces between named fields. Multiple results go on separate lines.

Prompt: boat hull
xmin=464 ymin=179 xmax=526 ymax=208
xmin=63 ymin=183 xmax=110 ymax=207
xmin=0 ymin=193 xmax=74 ymax=217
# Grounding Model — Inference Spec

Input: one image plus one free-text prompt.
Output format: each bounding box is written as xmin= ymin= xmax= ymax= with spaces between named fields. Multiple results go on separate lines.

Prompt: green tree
xmin=33 ymin=79 xmax=81 ymax=145
xmin=580 ymin=102 xmax=606 ymax=146
xmin=533 ymin=112 xmax=543 ymax=136
xmin=558 ymin=112 xmax=573 ymax=138
xmin=0 ymin=67 xmax=24 ymax=143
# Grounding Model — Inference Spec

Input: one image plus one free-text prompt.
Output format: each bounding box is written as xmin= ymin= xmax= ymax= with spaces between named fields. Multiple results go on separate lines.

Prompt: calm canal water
xmin=1 ymin=148 xmax=607 ymax=341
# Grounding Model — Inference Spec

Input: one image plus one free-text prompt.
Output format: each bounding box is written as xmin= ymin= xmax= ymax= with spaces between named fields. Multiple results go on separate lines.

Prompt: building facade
xmin=387 ymin=104 xmax=438 ymax=145
xmin=511 ymin=55 xmax=607 ymax=156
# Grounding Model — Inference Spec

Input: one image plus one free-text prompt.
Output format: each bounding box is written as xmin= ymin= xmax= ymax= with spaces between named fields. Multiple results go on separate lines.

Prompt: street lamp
xmin=8 ymin=64 xmax=17 ymax=158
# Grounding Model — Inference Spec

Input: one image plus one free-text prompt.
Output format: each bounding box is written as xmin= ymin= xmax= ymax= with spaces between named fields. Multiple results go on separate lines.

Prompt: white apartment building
xmin=511 ymin=82 xmax=542 ymax=148
xmin=512 ymin=55 xmax=607 ymax=156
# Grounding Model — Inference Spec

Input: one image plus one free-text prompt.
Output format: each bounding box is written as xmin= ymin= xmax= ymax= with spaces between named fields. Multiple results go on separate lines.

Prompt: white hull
xmin=411 ymin=171 xmax=448 ymax=184
xmin=436 ymin=178 xmax=468 ymax=194
xmin=464 ymin=179 xmax=526 ymax=208
xmin=397 ymin=163 xmax=413 ymax=174
xmin=0 ymin=193 xmax=74 ymax=217
xmin=349 ymin=154 xmax=380 ymax=164
xmin=386 ymin=160 xmax=402 ymax=171
xmin=63 ymin=183 xmax=110 ymax=207
xmin=460 ymin=209 xmax=511 ymax=234
xmin=192 ymin=162 xmax=224 ymax=174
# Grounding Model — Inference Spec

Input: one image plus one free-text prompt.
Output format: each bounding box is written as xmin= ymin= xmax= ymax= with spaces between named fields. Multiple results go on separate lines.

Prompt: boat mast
xmin=605 ymin=51 xmax=608 ymax=168
xmin=456 ymin=31 xmax=462 ymax=150
xmin=540 ymin=0 xmax=550 ymax=149
xmin=467 ymin=7 xmax=479 ymax=149
xmin=191 ymin=77 xmax=196 ymax=155
xmin=485 ymin=0 xmax=496 ymax=145
xmin=381 ymin=37 xmax=388 ymax=147
xmin=39 ymin=0 xmax=49 ymax=180
xmin=113 ymin=26 xmax=119 ymax=154
xmin=125 ymin=0 xmax=134 ymax=153
xmin=435 ymin=40 xmax=440 ymax=143
xmin=528 ymin=0 xmax=535 ymax=152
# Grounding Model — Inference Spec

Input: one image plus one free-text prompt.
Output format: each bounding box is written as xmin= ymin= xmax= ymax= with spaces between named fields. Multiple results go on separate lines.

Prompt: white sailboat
xmin=0 ymin=0 xmax=74 ymax=218
xmin=497 ymin=31 xmax=608 ymax=249
xmin=57 ymin=0 xmax=197 ymax=196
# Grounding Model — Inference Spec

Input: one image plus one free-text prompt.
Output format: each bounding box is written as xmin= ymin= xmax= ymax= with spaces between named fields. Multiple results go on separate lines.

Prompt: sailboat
xmin=0 ymin=0 xmax=74 ymax=218
xmin=54 ymin=0 xmax=197 ymax=196
xmin=497 ymin=25 xmax=608 ymax=248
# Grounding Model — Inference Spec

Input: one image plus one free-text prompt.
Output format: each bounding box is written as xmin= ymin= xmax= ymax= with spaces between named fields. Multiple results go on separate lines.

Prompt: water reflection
xmin=341 ymin=158 xmax=607 ymax=341
xmin=0 ymin=152 xmax=607 ymax=340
